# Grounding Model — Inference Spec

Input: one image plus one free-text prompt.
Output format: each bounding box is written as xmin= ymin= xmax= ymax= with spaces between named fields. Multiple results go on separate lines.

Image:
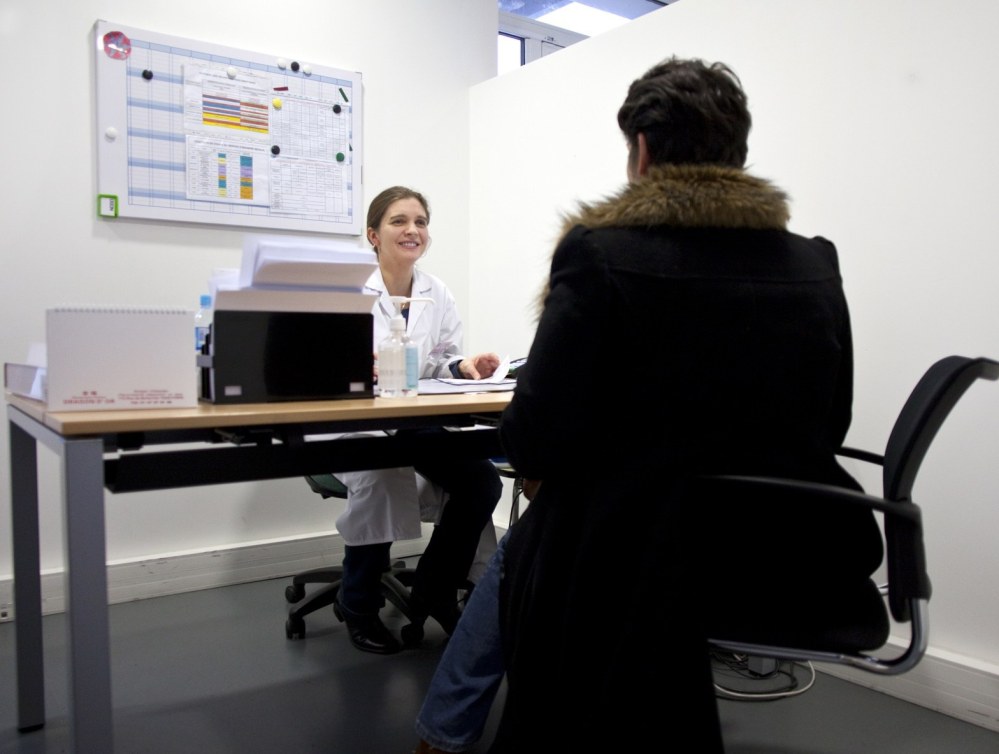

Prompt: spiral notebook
xmin=45 ymin=307 xmax=198 ymax=411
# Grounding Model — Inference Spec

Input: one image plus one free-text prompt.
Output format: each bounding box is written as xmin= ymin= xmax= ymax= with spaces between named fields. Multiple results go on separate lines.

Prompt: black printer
xmin=198 ymin=310 xmax=374 ymax=403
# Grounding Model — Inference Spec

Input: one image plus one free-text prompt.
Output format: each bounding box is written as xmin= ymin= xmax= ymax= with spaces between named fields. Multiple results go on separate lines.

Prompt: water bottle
xmin=194 ymin=294 xmax=213 ymax=353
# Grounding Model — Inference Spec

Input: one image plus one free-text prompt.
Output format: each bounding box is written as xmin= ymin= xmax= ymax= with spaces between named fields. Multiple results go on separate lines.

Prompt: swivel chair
xmin=284 ymin=473 xmax=423 ymax=643
xmin=703 ymin=355 xmax=998 ymax=675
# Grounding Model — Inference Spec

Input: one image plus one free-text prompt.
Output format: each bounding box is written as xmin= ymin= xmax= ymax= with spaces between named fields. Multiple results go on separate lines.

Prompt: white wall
xmin=468 ymin=0 xmax=999 ymax=675
xmin=0 ymin=0 xmax=498 ymax=571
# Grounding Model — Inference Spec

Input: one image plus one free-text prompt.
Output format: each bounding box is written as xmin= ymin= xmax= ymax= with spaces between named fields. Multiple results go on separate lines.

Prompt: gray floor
xmin=1 ymin=575 xmax=998 ymax=754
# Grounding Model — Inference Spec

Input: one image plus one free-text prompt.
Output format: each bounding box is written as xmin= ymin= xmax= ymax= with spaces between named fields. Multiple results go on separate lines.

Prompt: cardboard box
xmin=45 ymin=308 xmax=198 ymax=411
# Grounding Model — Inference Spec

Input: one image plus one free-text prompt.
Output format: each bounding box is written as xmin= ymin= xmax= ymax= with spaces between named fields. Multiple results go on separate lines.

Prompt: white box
xmin=45 ymin=308 xmax=198 ymax=411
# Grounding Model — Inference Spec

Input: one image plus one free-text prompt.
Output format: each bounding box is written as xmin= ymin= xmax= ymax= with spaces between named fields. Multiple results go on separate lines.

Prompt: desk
xmin=6 ymin=391 xmax=511 ymax=752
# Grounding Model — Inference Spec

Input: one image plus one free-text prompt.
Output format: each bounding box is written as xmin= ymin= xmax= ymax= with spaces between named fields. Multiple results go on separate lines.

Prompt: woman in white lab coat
xmin=333 ymin=186 xmax=503 ymax=655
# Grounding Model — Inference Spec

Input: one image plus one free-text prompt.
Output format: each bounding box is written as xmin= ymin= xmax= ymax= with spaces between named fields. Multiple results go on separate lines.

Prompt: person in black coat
xmin=414 ymin=56 xmax=883 ymax=753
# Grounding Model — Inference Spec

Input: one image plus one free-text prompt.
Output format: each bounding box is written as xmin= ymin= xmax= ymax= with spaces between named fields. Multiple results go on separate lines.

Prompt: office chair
xmin=703 ymin=355 xmax=998 ymax=675
xmin=284 ymin=473 xmax=424 ymax=643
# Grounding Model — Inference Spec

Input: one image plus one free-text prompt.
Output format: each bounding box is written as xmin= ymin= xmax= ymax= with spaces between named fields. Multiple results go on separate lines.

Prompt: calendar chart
xmin=94 ymin=20 xmax=363 ymax=234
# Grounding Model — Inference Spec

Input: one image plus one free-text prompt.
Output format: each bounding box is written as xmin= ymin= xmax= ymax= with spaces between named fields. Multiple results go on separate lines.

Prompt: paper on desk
xmin=420 ymin=355 xmax=516 ymax=394
xmin=417 ymin=379 xmax=515 ymax=394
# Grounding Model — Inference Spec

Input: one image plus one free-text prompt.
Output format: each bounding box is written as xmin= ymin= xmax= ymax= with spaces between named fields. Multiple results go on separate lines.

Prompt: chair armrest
xmin=837 ymin=446 xmax=886 ymax=466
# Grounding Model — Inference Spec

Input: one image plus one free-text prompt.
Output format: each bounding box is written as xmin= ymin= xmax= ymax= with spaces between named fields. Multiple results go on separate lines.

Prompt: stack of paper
xmin=211 ymin=235 xmax=379 ymax=314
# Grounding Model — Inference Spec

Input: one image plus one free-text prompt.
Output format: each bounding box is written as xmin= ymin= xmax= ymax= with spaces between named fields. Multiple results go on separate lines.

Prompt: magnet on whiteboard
xmin=227 ymin=66 xmax=237 ymax=79
xmin=302 ymin=64 xmax=312 ymax=75
xmin=277 ymin=58 xmax=288 ymax=69
xmin=290 ymin=61 xmax=300 ymax=72
xmin=272 ymin=98 xmax=283 ymax=110
xmin=97 ymin=194 xmax=119 ymax=218
xmin=105 ymin=127 xmax=119 ymax=141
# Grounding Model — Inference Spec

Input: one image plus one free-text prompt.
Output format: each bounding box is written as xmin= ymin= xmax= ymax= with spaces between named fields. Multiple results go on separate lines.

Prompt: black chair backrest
xmin=883 ymin=356 xmax=999 ymax=503
xmin=879 ymin=356 xmax=999 ymax=621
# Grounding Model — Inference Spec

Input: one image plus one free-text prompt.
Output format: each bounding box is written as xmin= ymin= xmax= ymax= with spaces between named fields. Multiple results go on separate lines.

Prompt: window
xmin=498 ymin=11 xmax=587 ymax=74
xmin=497 ymin=1 xmax=672 ymax=73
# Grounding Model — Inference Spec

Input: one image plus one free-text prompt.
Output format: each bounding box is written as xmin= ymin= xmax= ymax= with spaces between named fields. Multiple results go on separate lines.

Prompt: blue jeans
xmin=415 ymin=532 xmax=508 ymax=751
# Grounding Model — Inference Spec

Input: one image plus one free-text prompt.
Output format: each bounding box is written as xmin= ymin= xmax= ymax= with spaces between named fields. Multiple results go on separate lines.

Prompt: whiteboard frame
xmin=94 ymin=19 xmax=363 ymax=235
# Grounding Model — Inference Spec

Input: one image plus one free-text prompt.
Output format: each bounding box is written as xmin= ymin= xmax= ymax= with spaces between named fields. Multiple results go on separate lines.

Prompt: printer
xmin=198 ymin=309 xmax=373 ymax=403
xmin=197 ymin=235 xmax=379 ymax=404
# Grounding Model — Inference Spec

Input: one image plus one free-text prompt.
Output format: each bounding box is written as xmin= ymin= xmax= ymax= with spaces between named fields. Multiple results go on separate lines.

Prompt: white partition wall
xmin=468 ymin=0 xmax=999 ymax=727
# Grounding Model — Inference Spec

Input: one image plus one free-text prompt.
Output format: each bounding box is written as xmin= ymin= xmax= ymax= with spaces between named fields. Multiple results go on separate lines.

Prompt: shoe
xmin=333 ymin=599 xmax=402 ymax=655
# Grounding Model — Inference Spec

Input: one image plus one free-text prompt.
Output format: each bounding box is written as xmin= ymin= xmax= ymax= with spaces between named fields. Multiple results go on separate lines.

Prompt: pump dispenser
xmin=378 ymin=296 xmax=433 ymax=397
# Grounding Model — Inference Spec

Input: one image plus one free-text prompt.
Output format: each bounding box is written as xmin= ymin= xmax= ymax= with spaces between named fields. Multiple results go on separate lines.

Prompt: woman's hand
xmin=458 ymin=352 xmax=502 ymax=380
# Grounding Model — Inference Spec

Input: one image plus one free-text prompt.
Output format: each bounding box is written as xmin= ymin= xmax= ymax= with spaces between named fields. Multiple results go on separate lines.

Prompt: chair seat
xmin=706 ymin=576 xmax=890 ymax=654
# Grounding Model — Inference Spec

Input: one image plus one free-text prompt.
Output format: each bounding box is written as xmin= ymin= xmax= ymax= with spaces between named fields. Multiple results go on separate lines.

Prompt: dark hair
xmin=617 ymin=57 xmax=750 ymax=168
xmin=366 ymin=186 xmax=430 ymax=247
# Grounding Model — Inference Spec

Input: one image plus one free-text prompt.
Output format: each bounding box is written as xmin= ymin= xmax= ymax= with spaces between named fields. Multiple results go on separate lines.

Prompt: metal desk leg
xmin=8 ymin=405 xmax=114 ymax=752
xmin=9 ymin=418 xmax=45 ymax=732
xmin=61 ymin=435 xmax=114 ymax=753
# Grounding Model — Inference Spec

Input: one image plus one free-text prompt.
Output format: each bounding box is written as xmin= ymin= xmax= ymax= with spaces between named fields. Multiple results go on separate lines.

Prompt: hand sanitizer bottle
xmin=378 ymin=296 xmax=432 ymax=397
xmin=194 ymin=294 xmax=213 ymax=353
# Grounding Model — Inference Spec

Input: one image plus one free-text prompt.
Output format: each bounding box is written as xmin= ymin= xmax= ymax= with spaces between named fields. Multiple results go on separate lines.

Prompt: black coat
xmin=493 ymin=165 xmax=884 ymax=752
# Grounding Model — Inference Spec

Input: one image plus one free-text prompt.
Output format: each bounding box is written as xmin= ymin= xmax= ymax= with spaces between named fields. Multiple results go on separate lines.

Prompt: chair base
xmin=284 ymin=560 xmax=425 ymax=645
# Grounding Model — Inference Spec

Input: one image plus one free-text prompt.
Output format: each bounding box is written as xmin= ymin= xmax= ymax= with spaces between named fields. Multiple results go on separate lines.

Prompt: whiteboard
xmin=93 ymin=20 xmax=363 ymax=235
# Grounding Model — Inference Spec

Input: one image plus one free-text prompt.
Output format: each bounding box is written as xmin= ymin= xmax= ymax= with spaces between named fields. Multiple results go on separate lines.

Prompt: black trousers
xmin=339 ymin=431 xmax=502 ymax=616
xmin=411 ymin=452 xmax=502 ymax=609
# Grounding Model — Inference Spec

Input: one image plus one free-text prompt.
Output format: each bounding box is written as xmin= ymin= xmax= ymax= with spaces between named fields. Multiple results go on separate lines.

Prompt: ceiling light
xmin=536 ymin=2 xmax=630 ymax=36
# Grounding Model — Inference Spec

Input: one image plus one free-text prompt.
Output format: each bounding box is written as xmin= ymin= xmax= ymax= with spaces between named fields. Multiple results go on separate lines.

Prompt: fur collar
xmin=557 ymin=164 xmax=790 ymax=239
xmin=535 ymin=165 xmax=791 ymax=314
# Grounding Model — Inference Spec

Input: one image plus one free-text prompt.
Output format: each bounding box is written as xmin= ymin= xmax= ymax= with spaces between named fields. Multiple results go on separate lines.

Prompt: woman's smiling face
xmin=368 ymin=197 xmax=429 ymax=265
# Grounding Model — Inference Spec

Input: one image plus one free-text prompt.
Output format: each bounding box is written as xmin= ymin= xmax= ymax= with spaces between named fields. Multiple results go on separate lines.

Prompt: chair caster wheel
xmin=286 ymin=615 xmax=306 ymax=640
xmin=285 ymin=584 xmax=305 ymax=603
xmin=401 ymin=622 xmax=424 ymax=647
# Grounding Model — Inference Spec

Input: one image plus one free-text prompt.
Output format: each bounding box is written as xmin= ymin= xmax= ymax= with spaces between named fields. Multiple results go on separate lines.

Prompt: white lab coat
xmin=334 ymin=267 xmax=497 ymax=579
